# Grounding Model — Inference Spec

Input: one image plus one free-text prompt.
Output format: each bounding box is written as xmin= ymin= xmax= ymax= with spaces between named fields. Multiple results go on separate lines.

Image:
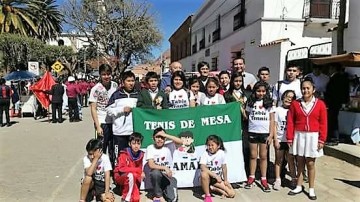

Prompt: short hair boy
xmin=146 ymin=127 xmax=184 ymax=202
xmin=79 ymin=139 xmax=114 ymax=202
xmin=137 ymin=71 xmax=168 ymax=109
xmin=114 ymin=132 xmax=145 ymax=202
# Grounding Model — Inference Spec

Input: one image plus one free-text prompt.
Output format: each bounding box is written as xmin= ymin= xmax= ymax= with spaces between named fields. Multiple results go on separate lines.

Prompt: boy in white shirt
xmin=79 ymin=139 xmax=114 ymax=202
xmin=146 ymin=127 xmax=184 ymax=202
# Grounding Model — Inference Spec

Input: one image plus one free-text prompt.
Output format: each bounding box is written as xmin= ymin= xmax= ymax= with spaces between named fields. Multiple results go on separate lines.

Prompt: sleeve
xmin=161 ymin=92 xmax=169 ymax=109
xmin=160 ymin=77 xmax=169 ymax=91
xmin=286 ymin=102 xmax=296 ymax=143
xmin=272 ymin=84 xmax=279 ymax=103
xmin=117 ymin=153 xmax=142 ymax=174
xmin=145 ymin=145 xmax=154 ymax=161
xmin=106 ymin=92 xmax=125 ymax=117
xmin=83 ymin=156 xmax=91 ymax=169
xmin=103 ymin=155 xmax=112 ymax=171
xmin=136 ymin=90 xmax=150 ymax=108
xmin=222 ymin=151 xmax=227 ymax=165
xmin=199 ymin=152 xmax=208 ymax=165
xmin=318 ymin=101 xmax=328 ymax=144
xmin=88 ymin=85 xmax=98 ymax=103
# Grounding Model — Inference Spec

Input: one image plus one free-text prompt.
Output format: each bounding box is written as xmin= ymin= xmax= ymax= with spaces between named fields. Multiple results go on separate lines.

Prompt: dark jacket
xmin=325 ymin=72 xmax=350 ymax=108
xmin=137 ymin=88 xmax=168 ymax=109
xmin=46 ymin=83 xmax=64 ymax=103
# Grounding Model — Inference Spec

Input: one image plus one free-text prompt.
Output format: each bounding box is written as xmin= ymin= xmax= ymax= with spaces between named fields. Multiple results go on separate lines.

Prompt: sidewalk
xmin=324 ymin=143 xmax=360 ymax=167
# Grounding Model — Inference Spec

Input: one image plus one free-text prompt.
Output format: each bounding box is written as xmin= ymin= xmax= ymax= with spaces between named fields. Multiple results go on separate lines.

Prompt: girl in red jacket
xmin=114 ymin=132 xmax=145 ymax=202
xmin=286 ymin=77 xmax=327 ymax=200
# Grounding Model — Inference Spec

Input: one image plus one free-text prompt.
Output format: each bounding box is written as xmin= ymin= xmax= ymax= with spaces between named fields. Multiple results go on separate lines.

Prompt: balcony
xmin=303 ymin=0 xmax=340 ymax=19
xmin=212 ymin=29 xmax=220 ymax=43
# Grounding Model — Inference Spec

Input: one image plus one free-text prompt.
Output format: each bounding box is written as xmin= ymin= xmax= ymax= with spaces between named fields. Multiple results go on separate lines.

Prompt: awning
xmin=310 ymin=52 xmax=360 ymax=67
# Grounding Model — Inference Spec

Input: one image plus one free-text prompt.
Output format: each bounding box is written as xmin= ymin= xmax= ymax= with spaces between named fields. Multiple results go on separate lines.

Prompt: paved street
xmin=0 ymin=108 xmax=359 ymax=202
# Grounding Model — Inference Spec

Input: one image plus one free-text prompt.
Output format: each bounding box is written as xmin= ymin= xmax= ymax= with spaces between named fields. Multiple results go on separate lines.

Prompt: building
xmin=47 ymin=32 xmax=90 ymax=52
xmin=171 ymin=0 xmax=346 ymax=84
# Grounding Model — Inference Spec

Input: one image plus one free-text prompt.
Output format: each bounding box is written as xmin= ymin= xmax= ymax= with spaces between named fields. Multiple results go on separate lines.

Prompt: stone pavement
xmin=0 ymin=108 xmax=359 ymax=202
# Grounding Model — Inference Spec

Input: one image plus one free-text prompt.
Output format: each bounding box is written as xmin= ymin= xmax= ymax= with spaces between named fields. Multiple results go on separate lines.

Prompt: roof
xmin=258 ymin=38 xmax=290 ymax=47
xmin=310 ymin=52 xmax=360 ymax=67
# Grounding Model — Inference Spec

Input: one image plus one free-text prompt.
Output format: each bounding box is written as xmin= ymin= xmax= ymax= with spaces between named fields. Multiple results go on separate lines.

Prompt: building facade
xmin=171 ymin=0 xmax=344 ymax=84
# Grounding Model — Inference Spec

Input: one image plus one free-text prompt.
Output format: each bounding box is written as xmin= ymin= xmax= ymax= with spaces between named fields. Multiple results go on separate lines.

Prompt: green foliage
xmin=0 ymin=33 xmax=74 ymax=71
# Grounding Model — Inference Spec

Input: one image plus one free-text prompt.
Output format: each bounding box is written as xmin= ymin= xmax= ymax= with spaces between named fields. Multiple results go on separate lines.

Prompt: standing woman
xmin=168 ymin=71 xmax=190 ymax=109
xmin=286 ymin=77 xmax=327 ymax=200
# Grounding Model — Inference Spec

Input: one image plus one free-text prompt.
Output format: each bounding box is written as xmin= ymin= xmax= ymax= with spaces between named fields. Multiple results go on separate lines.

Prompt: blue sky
xmin=55 ymin=0 xmax=204 ymax=58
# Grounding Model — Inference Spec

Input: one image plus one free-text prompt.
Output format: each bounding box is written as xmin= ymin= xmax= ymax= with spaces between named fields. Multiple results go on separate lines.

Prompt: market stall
xmin=310 ymin=52 xmax=360 ymax=136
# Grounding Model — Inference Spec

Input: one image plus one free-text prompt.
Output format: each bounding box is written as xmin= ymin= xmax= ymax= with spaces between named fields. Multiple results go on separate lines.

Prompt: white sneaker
xmin=273 ymin=180 xmax=281 ymax=190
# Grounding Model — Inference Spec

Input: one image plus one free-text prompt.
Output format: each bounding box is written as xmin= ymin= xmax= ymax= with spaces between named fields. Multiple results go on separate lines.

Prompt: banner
xmin=30 ymin=71 xmax=55 ymax=109
xmin=133 ymin=102 xmax=247 ymax=188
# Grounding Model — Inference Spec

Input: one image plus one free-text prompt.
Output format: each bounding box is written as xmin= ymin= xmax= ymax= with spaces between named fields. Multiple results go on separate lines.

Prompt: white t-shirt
xmin=83 ymin=154 xmax=112 ymax=182
xmin=168 ymin=89 xmax=190 ymax=109
xmin=200 ymin=93 xmax=226 ymax=106
xmin=146 ymin=144 xmax=173 ymax=171
xmin=199 ymin=150 xmax=227 ymax=177
xmin=88 ymin=81 xmax=118 ymax=123
xmin=243 ymin=72 xmax=257 ymax=89
xmin=189 ymin=91 xmax=206 ymax=106
xmin=246 ymin=100 xmax=274 ymax=133
xmin=273 ymin=79 xmax=302 ymax=107
xmin=274 ymin=106 xmax=288 ymax=142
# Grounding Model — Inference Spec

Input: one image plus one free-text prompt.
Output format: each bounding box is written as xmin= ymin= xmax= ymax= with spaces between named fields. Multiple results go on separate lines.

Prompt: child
xmin=188 ymin=77 xmax=205 ymax=107
xmin=79 ymin=139 xmax=114 ymax=202
xmin=287 ymin=77 xmax=327 ymax=200
xmin=106 ymin=71 xmax=139 ymax=166
xmin=272 ymin=90 xmax=296 ymax=190
xmin=114 ymin=132 xmax=145 ymax=202
xmin=199 ymin=78 xmax=226 ymax=106
xmin=218 ymin=71 xmax=231 ymax=95
xmin=137 ymin=71 xmax=168 ymax=109
xmin=224 ymin=72 xmax=251 ymax=119
xmin=168 ymin=71 xmax=190 ymax=109
xmin=146 ymin=127 xmax=183 ymax=202
xmin=244 ymin=81 xmax=274 ymax=192
xmin=200 ymin=135 xmax=235 ymax=202
xmin=89 ymin=64 xmax=118 ymax=156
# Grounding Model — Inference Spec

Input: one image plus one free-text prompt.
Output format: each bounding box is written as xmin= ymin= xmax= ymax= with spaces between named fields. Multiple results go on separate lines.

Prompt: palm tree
xmin=0 ymin=0 xmax=38 ymax=36
xmin=27 ymin=0 xmax=63 ymax=41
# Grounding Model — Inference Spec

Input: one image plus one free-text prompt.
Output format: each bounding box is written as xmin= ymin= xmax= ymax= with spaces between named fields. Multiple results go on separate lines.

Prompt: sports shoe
xmin=273 ymin=179 xmax=281 ymax=190
xmin=153 ymin=197 xmax=161 ymax=202
xmin=261 ymin=179 xmax=271 ymax=192
xmin=244 ymin=177 xmax=255 ymax=189
xmin=204 ymin=194 xmax=213 ymax=202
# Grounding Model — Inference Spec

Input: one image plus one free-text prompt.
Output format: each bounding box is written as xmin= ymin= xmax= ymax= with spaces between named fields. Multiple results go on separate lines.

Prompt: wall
xmin=263 ymin=0 xmax=304 ymax=19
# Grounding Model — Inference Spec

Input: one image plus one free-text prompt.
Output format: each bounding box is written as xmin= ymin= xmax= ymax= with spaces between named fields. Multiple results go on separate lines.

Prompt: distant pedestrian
xmin=44 ymin=78 xmax=64 ymax=123
xmin=66 ymin=76 xmax=81 ymax=122
xmin=0 ymin=78 xmax=12 ymax=127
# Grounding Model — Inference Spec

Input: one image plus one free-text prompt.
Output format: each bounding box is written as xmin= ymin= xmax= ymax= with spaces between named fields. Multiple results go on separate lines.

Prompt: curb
xmin=324 ymin=145 xmax=360 ymax=167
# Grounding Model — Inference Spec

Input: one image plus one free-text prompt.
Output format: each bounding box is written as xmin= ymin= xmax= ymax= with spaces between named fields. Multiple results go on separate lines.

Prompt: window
xmin=212 ymin=15 xmax=221 ymax=42
xmin=211 ymin=57 xmax=218 ymax=71
xmin=192 ymin=35 xmax=197 ymax=54
xmin=191 ymin=63 xmax=196 ymax=72
xmin=233 ymin=0 xmax=245 ymax=31
xmin=309 ymin=0 xmax=331 ymax=18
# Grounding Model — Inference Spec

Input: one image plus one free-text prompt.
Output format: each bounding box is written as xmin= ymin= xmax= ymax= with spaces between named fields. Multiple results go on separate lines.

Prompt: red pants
xmin=118 ymin=173 xmax=141 ymax=202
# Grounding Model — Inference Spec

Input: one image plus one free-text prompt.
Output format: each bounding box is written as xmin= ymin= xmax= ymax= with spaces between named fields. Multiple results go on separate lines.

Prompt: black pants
xmin=51 ymin=102 xmax=63 ymax=122
xmin=327 ymin=106 xmax=341 ymax=141
xmin=112 ymin=135 xmax=130 ymax=167
xmin=0 ymin=99 xmax=10 ymax=125
xmin=68 ymin=98 xmax=79 ymax=121
xmin=96 ymin=123 xmax=113 ymax=156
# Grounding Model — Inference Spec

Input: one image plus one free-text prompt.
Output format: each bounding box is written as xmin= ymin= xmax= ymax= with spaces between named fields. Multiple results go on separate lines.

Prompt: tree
xmin=26 ymin=0 xmax=64 ymax=41
xmin=62 ymin=0 xmax=162 ymax=74
xmin=0 ymin=33 xmax=74 ymax=72
xmin=0 ymin=0 xmax=63 ymax=41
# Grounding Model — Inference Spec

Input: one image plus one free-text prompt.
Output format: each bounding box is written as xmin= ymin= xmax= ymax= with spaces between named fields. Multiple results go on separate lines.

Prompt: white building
xmin=47 ymin=32 xmax=90 ymax=52
xmin=175 ymin=0 xmax=345 ymax=84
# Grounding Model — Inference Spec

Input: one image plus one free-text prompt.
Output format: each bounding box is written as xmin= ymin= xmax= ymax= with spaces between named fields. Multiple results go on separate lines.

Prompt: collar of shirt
xmin=148 ymin=88 xmax=158 ymax=94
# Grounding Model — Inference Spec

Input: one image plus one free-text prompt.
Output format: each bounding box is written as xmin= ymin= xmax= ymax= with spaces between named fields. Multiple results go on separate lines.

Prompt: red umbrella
xmin=29 ymin=71 xmax=56 ymax=109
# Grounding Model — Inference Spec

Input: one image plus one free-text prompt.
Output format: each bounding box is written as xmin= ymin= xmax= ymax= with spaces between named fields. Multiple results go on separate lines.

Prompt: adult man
xmin=273 ymin=65 xmax=302 ymax=107
xmin=305 ymin=66 xmax=329 ymax=98
xmin=325 ymin=63 xmax=350 ymax=145
xmin=232 ymin=57 xmax=257 ymax=89
xmin=160 ymin=61 xmax=182 ymax=92
xmin=0 ymin=78 xmax=12 ymax=127
xmin=45 ymin=78 xmax=65 ymax=123
xmin=197 ymin=61 xmax=210 ymax=93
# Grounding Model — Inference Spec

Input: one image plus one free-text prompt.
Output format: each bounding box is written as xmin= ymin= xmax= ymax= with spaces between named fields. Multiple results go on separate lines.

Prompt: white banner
xmin=28 ymin=61 xmax=39 ymax=75
xmin=142 ymin=141 xmax=246 ymax=188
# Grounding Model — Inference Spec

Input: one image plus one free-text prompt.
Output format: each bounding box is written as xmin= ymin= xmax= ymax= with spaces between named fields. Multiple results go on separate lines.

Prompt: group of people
xmin=79 ymin=57 xmax=349 ymax=202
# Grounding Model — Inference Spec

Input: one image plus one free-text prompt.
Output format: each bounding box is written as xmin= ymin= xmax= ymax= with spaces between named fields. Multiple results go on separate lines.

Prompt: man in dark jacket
xmin=325 ymin=63 xmax=350 ymax=145
xmin=0 ymin=78 xmax=12 ymax=127
xmin=45 ymin=78 xmax=65 ymax=123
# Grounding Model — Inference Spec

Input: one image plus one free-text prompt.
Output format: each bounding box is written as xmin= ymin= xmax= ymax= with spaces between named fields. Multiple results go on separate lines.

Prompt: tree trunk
xmin=337 ymin=0 xmax=346 ymax=54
